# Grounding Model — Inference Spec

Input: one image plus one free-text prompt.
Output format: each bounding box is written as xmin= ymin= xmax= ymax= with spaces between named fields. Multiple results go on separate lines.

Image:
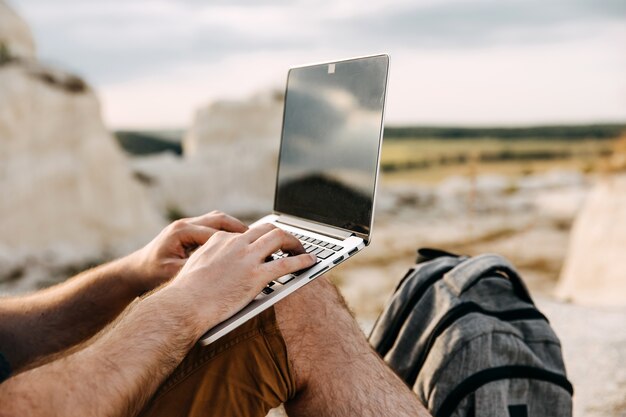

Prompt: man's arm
xmin=0 ymin=257 xmax=146 ymax=372
xmin=0 ymin=211 xmax=248 ymax=372
xmin=0 ymin=224 xmax=316 ymax=417
xmin=0 ymin=287 xmax=202 ymax=417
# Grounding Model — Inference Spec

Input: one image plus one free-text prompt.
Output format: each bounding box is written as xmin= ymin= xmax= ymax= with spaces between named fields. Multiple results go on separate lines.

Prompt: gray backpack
xmin=369 ymin=249 xmax=573 ymax=417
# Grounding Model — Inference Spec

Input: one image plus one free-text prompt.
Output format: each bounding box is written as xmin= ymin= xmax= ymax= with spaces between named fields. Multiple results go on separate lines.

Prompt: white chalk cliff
xmin=557 ymin=174 xmax=626 ymax=306
xmin=0 ymin=1 xmax=163 ymax=289
xmin=134 ymin=91 xmax=283 ymax=217
xmin=0 ymin=1 xmax=35 ymax=59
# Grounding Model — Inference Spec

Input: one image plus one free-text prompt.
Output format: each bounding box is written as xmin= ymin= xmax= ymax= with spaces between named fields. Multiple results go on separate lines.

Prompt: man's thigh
xmin=138 ymin=307 xmax=295 ymax=417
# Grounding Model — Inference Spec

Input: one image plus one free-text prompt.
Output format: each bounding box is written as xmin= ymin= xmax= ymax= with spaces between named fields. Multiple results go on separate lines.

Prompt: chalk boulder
xmin=557 ymin=174 xmax=626 ymax=306
xmin=135 ymin=91 xmax=283 ymax=217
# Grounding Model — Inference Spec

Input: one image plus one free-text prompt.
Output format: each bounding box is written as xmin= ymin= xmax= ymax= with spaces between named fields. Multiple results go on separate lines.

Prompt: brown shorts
xmin=138 ymin=307 xmax=295 ymax=417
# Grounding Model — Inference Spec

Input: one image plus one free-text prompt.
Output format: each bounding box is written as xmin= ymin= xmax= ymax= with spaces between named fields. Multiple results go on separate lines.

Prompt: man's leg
xmin=139 ymin=276 xmax=430 ymax=417
xmin=138 ymin=307 xmax=292 ymax=417
xmin=276 ymin=276 xmax=430 ymax=417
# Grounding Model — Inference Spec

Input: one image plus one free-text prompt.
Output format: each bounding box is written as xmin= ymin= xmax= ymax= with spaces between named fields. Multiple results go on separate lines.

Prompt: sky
xmin=11 ymin=0 xmax=626 ymax=129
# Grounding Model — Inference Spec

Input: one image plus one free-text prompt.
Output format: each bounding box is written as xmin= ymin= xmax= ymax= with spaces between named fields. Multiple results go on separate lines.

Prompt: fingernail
xmin=309 ymin=254 xmax=317 ymax=262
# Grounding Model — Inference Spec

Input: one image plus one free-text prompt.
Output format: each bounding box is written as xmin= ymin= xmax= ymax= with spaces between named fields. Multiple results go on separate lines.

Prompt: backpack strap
xmin=416 ymin=248 xmax=461 ymax=264
xmin=443 ymin=254 xmax=534 ymax=305
xmin=369 ymin=256 xmax=465 ymax=357
xmin=435 ymin=365 xmax=574 ymax=417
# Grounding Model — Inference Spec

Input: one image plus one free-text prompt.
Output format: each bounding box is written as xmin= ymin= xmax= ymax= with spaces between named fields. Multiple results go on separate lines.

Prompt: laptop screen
xmin=274 ymin=55 xmax=389 ymax=236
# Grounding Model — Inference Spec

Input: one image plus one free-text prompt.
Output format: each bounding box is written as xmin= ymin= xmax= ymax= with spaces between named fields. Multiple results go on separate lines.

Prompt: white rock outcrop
xmin=183 ymin=91 xmax=284 ymax=156
xmin=557 ymin=174 xmax=626 ymax=306
xmin=0 ymin=1 xmax=35 ymax=59
xmin=0 ymin=2 xmax=163 ymax=289
xmin=134 ymin=91 xmax=283 ymax=217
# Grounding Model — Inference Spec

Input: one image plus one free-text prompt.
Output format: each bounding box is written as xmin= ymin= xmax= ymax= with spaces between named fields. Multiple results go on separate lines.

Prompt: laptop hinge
xmin=275 ymin=215 xmax=353 ymax=241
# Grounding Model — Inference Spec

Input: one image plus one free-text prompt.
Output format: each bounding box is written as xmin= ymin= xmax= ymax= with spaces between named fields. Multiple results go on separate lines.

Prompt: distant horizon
xmin=111 ymin=121 xmax=626 ymax=133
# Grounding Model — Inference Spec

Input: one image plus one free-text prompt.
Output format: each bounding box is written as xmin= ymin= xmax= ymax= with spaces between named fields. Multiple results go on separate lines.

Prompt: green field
xmin=379 ymin=124 xmax=626 ymax=183
xmin=114 ymin=124 xmax=626 ymax=184
xmin=380 ymin=137 xmax=615 ymax=184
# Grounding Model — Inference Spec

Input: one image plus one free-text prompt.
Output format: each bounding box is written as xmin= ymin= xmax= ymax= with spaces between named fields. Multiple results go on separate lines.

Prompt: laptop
xmin=200 ymin=53 xmax=390 ymax=345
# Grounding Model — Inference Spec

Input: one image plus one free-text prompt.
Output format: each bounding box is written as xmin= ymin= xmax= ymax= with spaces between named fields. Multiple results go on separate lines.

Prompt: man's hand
xmin=125 ymin=211 xmax=249 ymax=293
xmin=0 ymin=211 xmax=247 ymax=371
xmin=0 ymin=220 xmax=313 ymax=417
xmin=170 ymin=223 xmax=317 ymax=327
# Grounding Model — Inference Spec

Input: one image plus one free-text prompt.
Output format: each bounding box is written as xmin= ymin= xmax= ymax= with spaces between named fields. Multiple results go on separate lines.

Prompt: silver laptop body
xmin=200 ymin=54 xmax=390 ymax=345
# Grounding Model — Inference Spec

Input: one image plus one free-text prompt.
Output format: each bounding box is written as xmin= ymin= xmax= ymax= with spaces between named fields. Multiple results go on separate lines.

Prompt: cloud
xmin=335 ymin=0 xmax=626 ymax=49
xmin=14 ymin=1 xmax=310 ymax=82
xmin=9 ymin=0 xmax=626 ymax=127
xmin=15 ymin=0 xmax=624 ymax=84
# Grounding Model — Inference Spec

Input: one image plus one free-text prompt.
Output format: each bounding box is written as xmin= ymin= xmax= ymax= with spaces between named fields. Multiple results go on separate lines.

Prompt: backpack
xmin=369 ymin=248 xmax=573 ymax=417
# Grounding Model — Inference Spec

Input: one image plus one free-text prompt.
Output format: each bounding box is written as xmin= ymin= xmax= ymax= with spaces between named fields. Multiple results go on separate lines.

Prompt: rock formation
xmin=557 ymin=174 xmax=626 ymax=306
xmin=133 ymin=91 xmax=283 ymax=217
xmin=0 ymin=1 xmax=35 ymax=59
xmin=0 ymin=1 xmax=163 ymax=290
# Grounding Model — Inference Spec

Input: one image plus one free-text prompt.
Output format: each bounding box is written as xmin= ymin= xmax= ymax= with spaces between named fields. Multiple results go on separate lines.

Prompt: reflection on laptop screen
xmin=274 ymin=55 xmax=389 ymax=235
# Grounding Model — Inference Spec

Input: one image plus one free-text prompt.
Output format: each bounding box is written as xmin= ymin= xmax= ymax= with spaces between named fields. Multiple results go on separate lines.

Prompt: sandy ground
xmin=538 ymin=298 xmax=626 ymax=417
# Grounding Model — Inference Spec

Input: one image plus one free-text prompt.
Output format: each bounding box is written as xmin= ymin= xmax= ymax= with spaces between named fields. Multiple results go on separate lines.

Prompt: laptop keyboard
xmin=259 ymin=232 xmax=343 ymax=295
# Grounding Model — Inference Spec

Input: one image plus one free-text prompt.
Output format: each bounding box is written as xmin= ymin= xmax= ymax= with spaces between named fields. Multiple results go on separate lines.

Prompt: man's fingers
xmin=251 ymin=228 xmax=306 ymax=258
xmin=259 ymin=253 xmax=317 ymax=279
xmin=178 ymin=224 xmax=218 ymax=248
xmin=189 ymin=211 xmax=248 ymax=233
xmin=243 ymin=223 xmax=278 ymax=243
